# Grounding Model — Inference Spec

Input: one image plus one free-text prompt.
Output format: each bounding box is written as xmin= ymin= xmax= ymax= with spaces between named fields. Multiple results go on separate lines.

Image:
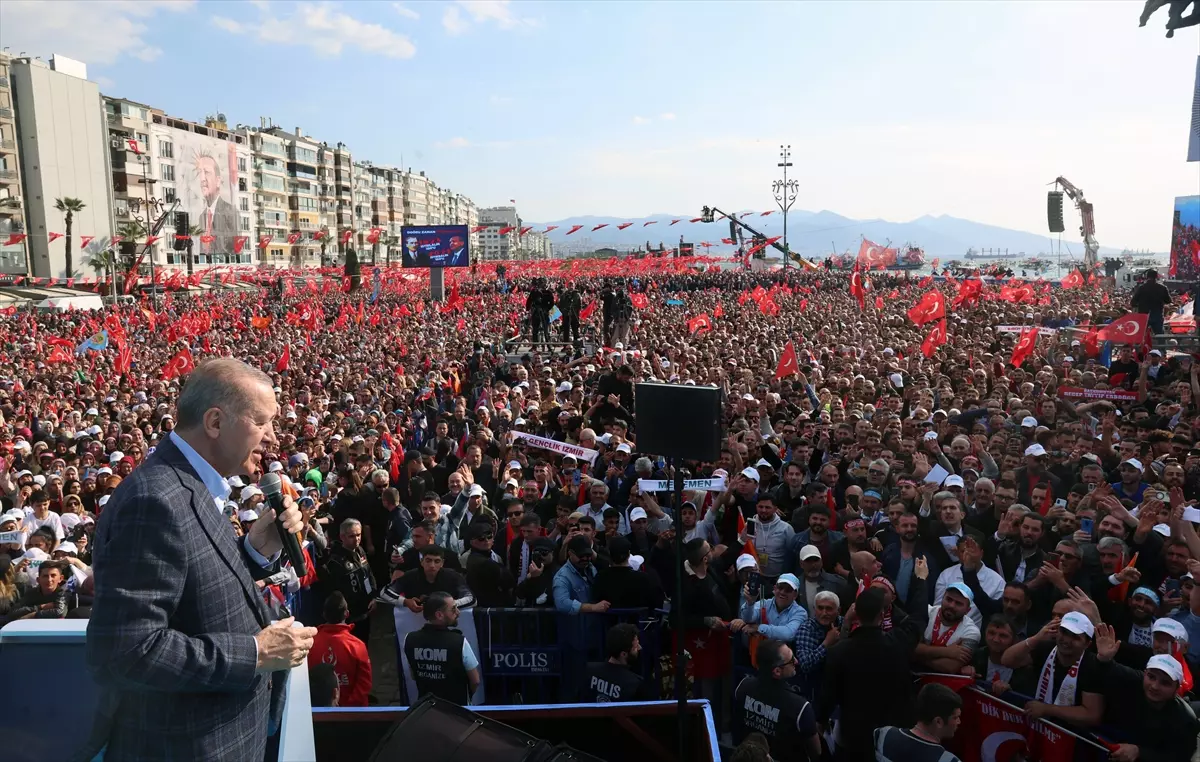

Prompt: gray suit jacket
xmin=200 ymin=197 xmax=238 ymax=256
xmin=79 ymin=438 xmax=284 ymax=762
xmin=798 ymin=571 xmax=853 ymax=616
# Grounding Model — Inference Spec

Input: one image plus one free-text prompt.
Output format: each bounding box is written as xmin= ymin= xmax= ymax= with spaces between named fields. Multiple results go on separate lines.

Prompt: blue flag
xmin=76 ymin=329 xmax=108 ymax=355
xmin=369 ymin=267 xmax=382 ymax=304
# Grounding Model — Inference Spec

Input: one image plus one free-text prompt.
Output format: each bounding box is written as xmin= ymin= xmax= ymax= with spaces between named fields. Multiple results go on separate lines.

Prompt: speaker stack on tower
xmin=1047 ymin=191 xmax=1065 ymax=234
xmin=173 ymin=211 xmax=190 ymax=251
xmin=633 ymin=383 xmax=722 ymax=462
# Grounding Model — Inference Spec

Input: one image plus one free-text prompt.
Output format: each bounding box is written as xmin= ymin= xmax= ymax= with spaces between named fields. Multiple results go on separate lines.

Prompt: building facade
xmin=11 ymin=55 xmax=112 ymax=280
xmin=0 ymin=53 xmax=28 ymax=275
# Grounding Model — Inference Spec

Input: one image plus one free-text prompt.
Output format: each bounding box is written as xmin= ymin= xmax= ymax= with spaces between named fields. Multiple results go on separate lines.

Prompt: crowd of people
xmin=2 ymin=259 xmax=1200 ymax=760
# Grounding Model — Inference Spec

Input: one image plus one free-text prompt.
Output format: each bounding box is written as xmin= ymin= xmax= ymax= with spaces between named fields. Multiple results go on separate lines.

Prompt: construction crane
xmin=699 ymin=206 xmax=816 ymax=268
xmin=1052 ymin=176 xmax=1099 ymax=272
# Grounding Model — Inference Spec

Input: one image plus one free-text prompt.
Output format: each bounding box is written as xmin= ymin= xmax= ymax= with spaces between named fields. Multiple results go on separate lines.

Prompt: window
xmin=241 ymin=216 xmax=250 ymax=231
xmin=159 ymin=141 xmax=173 ymax=159
xmin=239 ymin=197 xmax=249 ymax=212
xmin=238 ymin=157 xmax=247 ymax=173
xmin=161 ymin=164 xmax=174 ymax=182
xmin=163 ymin=187 xmax=176 ymax=203
xmin=136 ymin=132 xmax=149 ymax=146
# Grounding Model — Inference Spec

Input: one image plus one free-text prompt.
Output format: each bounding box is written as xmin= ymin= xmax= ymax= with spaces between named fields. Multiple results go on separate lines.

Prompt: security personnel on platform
xmin=557 ymin=283 xmax=582 ymax=344
xmin=401 ymin=591 xmax=481 ymax=705
xmin=527 ymin=278 xmax=554 ymax=345
xmin=577 ymin=622 xmax=648 ymax=703
xmin=733 ymin=639 xmax=821 ymax=762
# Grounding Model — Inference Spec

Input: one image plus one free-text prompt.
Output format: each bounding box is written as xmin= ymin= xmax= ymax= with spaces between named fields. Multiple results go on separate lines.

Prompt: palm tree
xmin=318 ymin=225 xmax=331 ymax=267
xmin=54 ymin=197 xmax=86 ymax=279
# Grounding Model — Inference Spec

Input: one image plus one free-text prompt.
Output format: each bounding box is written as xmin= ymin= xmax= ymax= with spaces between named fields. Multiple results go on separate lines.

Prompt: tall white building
xmin=478 ymin=206 xmax=519 ymax=261
xmin=11 ymin=55 xmax=113 ymax=279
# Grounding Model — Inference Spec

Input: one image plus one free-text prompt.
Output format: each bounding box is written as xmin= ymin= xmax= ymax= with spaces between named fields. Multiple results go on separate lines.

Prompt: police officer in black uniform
xmin=733 ymin=639 xmax=821 ymax=762
xmin=577 ymin=622 xmax=648 ymax=703
xmin=557 ymin=283 xmax=582 ymax=344
xmin=527 ymin=278 xmax=554 ymax=345
xmin=401 ymin=591 xmax=481 ymax=705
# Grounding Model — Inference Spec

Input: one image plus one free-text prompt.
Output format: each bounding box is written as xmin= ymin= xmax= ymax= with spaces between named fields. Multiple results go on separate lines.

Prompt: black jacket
xmin=592 ymin=565 xmax=664 ymax=611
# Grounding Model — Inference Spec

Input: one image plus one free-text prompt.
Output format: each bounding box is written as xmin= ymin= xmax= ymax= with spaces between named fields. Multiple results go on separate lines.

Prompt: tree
xmin=54 ymin=197 xmax=86 ymax=279
xmin=319 ymin=225 xmax=331 ymax=268
xmin=85 ymin=248 xmax=116 ymax=304
xmin=114 ymin=221 xmax=145 ymax=292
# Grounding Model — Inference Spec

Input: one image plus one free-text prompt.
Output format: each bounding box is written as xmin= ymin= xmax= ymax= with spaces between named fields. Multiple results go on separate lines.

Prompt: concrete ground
xmin=366 ymin=604 xmax=402 ymax=705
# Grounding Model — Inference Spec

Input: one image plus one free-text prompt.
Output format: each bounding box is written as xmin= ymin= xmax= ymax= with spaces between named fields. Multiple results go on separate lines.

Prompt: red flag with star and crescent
xmin=1061 ymin=269 xmax=1085 ymax=289
xmin=1096 ymin=312 xmax=1149 ymax=345
xmin=276 ymin=344 xmax=290 ymax=373
xmin=849 ymin=267 xmax=866 ymax=311
xmin=921 ymin=319 xmax=948 ymax=358
xmin=161 ymin=347 xmax=195 ymax=380
xmin=907 ymin=290 xmax=946 ymax=326
xmin=1010 ymin=326 xmax=1039 ymax=368
xmin=687 ymin=314 xmax=712 ymax=334
xmin=775 ymin=341 xmax=799 ymax=379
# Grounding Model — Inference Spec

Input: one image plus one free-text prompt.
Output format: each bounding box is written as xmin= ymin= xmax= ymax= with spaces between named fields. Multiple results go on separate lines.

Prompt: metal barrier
xmin=394 ymin=607 xmax=665 ymax=705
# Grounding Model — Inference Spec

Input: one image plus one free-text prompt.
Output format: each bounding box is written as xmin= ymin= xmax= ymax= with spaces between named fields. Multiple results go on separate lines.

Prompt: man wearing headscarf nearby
xmin=1092 ymin=623 xmax=1199 ymax=762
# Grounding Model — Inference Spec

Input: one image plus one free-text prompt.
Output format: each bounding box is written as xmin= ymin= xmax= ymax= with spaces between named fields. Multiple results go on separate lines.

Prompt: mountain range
xmin=528 ymin=211 xmax=1141 ymax=260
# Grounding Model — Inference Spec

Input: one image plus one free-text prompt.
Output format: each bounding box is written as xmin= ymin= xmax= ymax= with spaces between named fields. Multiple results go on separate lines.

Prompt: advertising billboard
xmin=157 ymin=126 xmax=244 ymax=256
xmin=1169 ymin=195 xmax=1200 ymax=280
xmin=400 ymin=225 xmax=470 ymax=268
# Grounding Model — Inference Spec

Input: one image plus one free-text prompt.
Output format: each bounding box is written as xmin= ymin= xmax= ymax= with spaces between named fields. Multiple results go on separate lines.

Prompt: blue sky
xmin=1 ymin=0 xmax=1197 ymax=250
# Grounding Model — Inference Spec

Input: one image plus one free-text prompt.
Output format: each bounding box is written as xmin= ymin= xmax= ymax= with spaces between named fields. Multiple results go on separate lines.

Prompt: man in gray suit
xmin=796 ymin=543 xmax=851 ymax=616
xmin=195 ymin=152 xmax=237 ymax=257
xmin=81 ymin=358 xmax=315 ymax=762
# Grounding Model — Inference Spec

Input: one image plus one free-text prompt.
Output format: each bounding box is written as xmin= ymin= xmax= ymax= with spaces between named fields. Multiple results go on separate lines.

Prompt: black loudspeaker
xmin=1047 ymin=191 xmax=1065 ymax=233
xmin=635 ymin=382 xmax=723 ymax=462
xmin=729 ymin=219 xmax=738 ymax=242
xmin=173 ymin=211 xmax=190 ymax=250
xmin=368 ymin=697 xmax=605 ymax=762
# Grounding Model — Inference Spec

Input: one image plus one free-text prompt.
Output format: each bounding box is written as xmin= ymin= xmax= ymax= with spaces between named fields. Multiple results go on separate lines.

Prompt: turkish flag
xmin=566 ymin=225 xmax=584 ymax=235
xmin=48 ymin=233 xmax=63 ymax=243
xmin=687 ymin=313 xmax=712 ymax=334
xmin=874 ymin=295 xmax=884 ymax=310
xmin=258 ymin=235 xmax=273 ymax=249
xmin=579 ymin=300 xmax=596 ymax=320
xmin=1010 ymin=326 xmax=1039 ymax=367
xmin=287 ymin=232 xmax=302 ymax=245
xmin=907 ymin=290 xmax=946 ymax=325
xmin=276 ymin=344 xmax=290 ymax=372
xmin=367 ymin=228 xmax=382 ymax=244
xmin=617 ymin=223 xmax=633 ymax=230
xmin=921 ymin=319 xmax=947 ymax=358
xmin=80 ymin=236 xmax=94 ymax=249
xmin=849 ymin=268 xmax=866 ymax=310
xmin=233 ymin=236 xmax=247 ymax=253
xmin=591 ymin=224 xmax=608 ymax=232
xmin=161 ymin=347 xmax=195 ymax=380
xmin=759 ymin=297 xmax=780 ymax=316
xmin=1061 ymin=269 xmax=1085 ymax=289
xmin=775 ymin=341 xmax=799 ymax=379
xmin=1097 ymin=312 xmax=1148 ymax=345
xmin=200 ymin=234 xmax=215 ymax=245
xmin=713 ymin=303 xmax=724 ymax=318
xmin=631 ymin=293 xmax=649 ymax=309
xmin=341 ymin=230 xmax=353 ymax=244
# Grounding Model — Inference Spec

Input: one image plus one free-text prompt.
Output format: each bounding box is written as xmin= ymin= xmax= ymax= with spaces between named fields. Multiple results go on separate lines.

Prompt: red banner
xmin=946 ymin=687 xmax=1110 ymax=762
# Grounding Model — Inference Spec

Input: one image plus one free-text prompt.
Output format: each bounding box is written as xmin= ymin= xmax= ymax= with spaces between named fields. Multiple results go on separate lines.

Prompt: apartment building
xmin=0 ymin=53 xmax=27 ymax=275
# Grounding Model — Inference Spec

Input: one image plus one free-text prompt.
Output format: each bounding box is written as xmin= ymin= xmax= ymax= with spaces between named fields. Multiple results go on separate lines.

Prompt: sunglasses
xmin=507 ymin=511 xmax=524 ymax=518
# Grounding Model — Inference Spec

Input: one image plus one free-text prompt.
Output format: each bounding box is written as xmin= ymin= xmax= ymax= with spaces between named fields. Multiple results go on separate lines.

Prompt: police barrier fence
xmin=395 ymin=607 xmax=665 ymax=705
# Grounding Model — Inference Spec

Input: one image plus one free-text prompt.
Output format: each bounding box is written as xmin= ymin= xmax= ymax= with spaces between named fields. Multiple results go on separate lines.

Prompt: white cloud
xmin=631 ymin=116 xmax=650 ymax=125
xmin=0 ymin=0 xmax=194 ymax=66
xmin=211 ymin=2 xmax=416 ymax=59
xmin=436 ymin=137 xmax=472 ymax=149
xmin=392 ymin=2 xmax=420 ymax=20
xmin=659 ymin=112 xmax=676 ymax=121
xmin=442 ymin=5 xmax=468 ymax=35
xmin=443 ymin=0 xmax=538 ymax=34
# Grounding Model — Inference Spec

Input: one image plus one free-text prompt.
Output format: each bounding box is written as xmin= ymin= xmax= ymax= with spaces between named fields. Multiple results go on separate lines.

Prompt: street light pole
xmin=772 ymin=145 xmax=798 ymax=270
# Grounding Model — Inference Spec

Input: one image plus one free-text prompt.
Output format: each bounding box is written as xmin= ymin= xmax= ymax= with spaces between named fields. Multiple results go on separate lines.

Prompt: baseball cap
xmin=945 ymin=582 xmax=974 ymax=602
xmin=923 ymin=431 xmax=939 ymax=441
xmin=1152 ymin=618 xmax=1189 ymax=643
xmin=468 ymin=484 xmax=486 ymax=498
xmin=740 ymin=467 xmax=760 ymax=482
xmin=238 ymin=509 xmax=260 ymax=522
xmin=629 ymin=507 xmax=648 ymax=522
xmin=776 ymin=573 xmax=801 ymax=590
xmin=1132 ymin=587 xmax=1161 ymax=606
xmin=736 ymin=554 xmax=759 ymax=571
xmin=508 ymin=460 xmax=523 ymax=471
xmin=629 ymin=555 xmax=645 ymax=571
xmin=1060 ymin=611 xmax=1095 ymax=638
xmin=616 ymin=443 xmax=632 ymax=454
xmin=755 ymin=458 xmax=773 ymax=470
xmin=944 ymin=475 xmax=965 ymax=488
xmin=1021 ymin=416 xmax=1038 ymax=428
xmin=1146 ymin=654 xmax=1184 ymax=683
xmin=798 ymin=544 xmax=822 ymax=562
xmin=228 ymin=475 xmax=246 ymax=489
xmin=1024 ymin=444 xmax=1047 ymax=457
xmin=53 ymin=541 xmax=78 ymax=555
xmin=1120 ymin=458 xmax=1143 ymax=471
xmin=268 ymin=461 xmax=284 ymax=473
xmin=566 ymin=535 xmax=594 ymax=557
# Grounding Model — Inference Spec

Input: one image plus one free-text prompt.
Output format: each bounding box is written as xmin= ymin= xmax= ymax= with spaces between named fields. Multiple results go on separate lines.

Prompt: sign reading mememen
xmin=637 ymin=478 xmax=726 ymax=493
xmin=509 ymin=431 xmax=599 ymax=464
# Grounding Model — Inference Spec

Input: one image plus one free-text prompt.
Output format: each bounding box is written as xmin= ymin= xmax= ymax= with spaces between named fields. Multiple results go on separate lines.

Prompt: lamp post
xmin=772 ymin=145 xmax=798 ymax=269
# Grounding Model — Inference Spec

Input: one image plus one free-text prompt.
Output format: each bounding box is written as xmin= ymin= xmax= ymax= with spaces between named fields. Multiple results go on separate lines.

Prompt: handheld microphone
xmin=257 ymin=472 xmax=307 ymax=577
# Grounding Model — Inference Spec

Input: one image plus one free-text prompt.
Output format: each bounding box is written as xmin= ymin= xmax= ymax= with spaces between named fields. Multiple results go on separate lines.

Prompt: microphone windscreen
xmin=258 ymin=472 xmax=283 ymax=498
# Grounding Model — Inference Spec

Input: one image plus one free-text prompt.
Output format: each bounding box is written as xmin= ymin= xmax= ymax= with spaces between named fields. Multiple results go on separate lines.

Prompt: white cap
xmin=616 ymin=443 xmax=632 ymax=454
xmin=1024 ymin=444 xmax=1047 ymax=457
xmin=504 ymin=479 xmax=519 ymax=489
xmin=468 ymin=484 xmax=485 ymax=498
xmin=53 ymin=541 xmax=77 ymax=555
xmin=1021 ymin=416 xmax=1038 ymax=428
xmin=736 ymin=553 xmax=759 ymax=571
xmin=755 ymin=458 xmax=773 ymax=469
xmin=268 ymin=461 xmax=284 ymax=473
xmin=109 ymin=450 xmax=125 ymax=463
xmin=1153 ymin=523 xmax=1172 ymax=538
xmin=629 ymin=507 xmax=648 ymax=521
xmin=556 ymin=381 xmax=573 ymax=393
xmin=798 ymin=544 xmax=822 ymax=562
xmin=1149 ymin=349 xmax=1163 ymax=357
xmin=32 ymin=475 xmax=45 ymax=487
xmin=241 ymin=485 xmax=263 ymax=501
xmin=741 ymin=393 xmax=755 ymax=401
xmin=85 ymin=407 xmax=98 ymax=416
xmin=1152 ymin=618 xmax=1189 ymax=643
xmin=508 ymin=460 xmax=523 ymax=471
xmin=238 ymin=509 xmax=260 ymax=522
xmin=944 ymin=474 xmax=965 ymax=488
xmin=23 ymin=548 xmax=48 ymax=562
xmin=1121 ymin=458 xmax=1143 ymax=471
xmin=98 ymin=495 xmax=110 ymax=507
xmin=228 ymin=476 xmax=246 ymax=489
xmin=629 ymin=555 xmax=645 ymax=571
xmin=96 ymin=467 xmax=113 ymax=476
xmin=740 ymin=466 xmax=760 ymax=482
xmin=1060 ymin=611 xmax=1095 ymax=638
xmin=923 ymin=431 xmax=939 ymax=440
xmin=1146 ymin=654 xmax=1184 ymax=683
xmin=889 ymin=373 xmax=903 ymax=388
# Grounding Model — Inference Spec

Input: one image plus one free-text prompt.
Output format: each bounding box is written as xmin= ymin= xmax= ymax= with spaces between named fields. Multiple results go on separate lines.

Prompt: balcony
xmin=0 ymin=169 xmax=16 ymax=181
xmin=0 ymin=107 xmax=11 ymax=119
xmin=0 ymin=76 xmax=8 ymax=89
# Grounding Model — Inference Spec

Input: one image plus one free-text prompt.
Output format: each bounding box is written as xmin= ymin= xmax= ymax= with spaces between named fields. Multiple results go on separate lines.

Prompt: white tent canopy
xmin=34 ymin=294 xmax=104 ymax=312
